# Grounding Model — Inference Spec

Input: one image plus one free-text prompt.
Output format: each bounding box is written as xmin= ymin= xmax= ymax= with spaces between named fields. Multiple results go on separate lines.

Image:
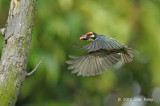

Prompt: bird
xmin=66 ymin=32 xmax=133 ymax=76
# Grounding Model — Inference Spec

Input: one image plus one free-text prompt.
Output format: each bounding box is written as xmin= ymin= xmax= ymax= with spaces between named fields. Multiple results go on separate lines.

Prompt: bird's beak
xmin=80 ymin=35 xmax=87 ymax=40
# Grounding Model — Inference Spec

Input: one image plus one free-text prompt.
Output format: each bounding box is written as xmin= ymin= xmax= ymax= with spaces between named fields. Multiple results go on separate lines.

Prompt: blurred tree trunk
xmin=0 ymin=0 xmax=37 ymax=105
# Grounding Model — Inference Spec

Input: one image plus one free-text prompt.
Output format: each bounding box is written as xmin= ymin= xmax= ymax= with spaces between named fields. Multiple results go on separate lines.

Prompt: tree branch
xmin=26 ymin=57 xmax=44 ymax=77
xmin=0 ymin=0 xmax=37 ymax=105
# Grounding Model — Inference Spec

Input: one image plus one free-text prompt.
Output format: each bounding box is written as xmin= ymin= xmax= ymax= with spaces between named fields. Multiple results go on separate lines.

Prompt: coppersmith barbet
xmin=66 ymin=32 xmax=133 ymax=76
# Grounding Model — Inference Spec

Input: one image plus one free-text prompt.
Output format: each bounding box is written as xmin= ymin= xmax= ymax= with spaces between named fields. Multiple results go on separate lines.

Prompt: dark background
xmin=0 ymin=0 xmax=160 ymax=106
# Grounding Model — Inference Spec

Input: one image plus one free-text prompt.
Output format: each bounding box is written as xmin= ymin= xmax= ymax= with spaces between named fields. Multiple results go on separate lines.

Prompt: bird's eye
xmin=90 ymin=34 xmax=94 ymax=37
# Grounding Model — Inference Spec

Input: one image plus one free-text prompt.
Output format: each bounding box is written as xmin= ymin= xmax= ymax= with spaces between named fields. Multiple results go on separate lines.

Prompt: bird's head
xmin=80 ymin=32 xmax=97 ymax=41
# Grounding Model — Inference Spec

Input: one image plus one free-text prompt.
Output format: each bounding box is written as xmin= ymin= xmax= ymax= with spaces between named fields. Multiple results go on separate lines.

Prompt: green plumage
xmin=66 ymin=32 xmax=133 ymax=76
xmin=81 ymin=35 xmax=124 ymax=52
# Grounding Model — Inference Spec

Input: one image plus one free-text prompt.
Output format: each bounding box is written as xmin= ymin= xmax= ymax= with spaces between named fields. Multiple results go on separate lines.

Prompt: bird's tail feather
xmin=121 ymin=45 xmax=133 ymax=63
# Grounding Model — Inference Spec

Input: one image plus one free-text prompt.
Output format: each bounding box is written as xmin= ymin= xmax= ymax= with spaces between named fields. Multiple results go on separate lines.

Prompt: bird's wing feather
xmin=66 ymin=51 xmax=121 ymax=76
xmin=81 ymin=35 xmax=124 ymax=52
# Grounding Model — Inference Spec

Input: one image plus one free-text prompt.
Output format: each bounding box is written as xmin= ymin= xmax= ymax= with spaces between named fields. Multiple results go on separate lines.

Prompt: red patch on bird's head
xmin=86 ymin=32 xmax=92 ymax=36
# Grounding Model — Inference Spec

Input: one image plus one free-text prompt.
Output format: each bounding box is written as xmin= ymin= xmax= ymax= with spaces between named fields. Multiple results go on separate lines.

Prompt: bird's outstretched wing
xmin=81 ymin=35 xmax=124 ymax=52
xmin=66 ymin=51 xmax=121 ymax=76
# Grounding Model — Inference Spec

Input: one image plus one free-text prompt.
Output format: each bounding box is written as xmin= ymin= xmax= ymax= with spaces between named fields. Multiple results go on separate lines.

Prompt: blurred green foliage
xmin=0 ymin=0 xmax=160 ymax=106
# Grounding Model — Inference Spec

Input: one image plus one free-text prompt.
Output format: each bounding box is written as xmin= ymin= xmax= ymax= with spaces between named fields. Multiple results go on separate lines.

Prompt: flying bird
xmin=66 ymin=32 xmax=133 ymax=76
